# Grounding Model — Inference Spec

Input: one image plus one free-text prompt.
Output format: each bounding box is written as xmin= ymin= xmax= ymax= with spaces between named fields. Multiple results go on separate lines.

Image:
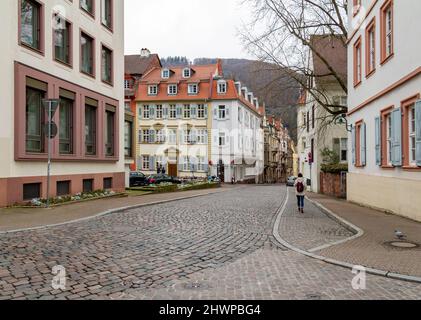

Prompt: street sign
xmin=44 ymin=121 xmax=58 ymax=139
xmin=42 ymin=99 xmax=60 ymax=117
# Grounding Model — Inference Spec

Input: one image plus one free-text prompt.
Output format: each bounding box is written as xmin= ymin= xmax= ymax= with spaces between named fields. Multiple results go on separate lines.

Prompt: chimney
xmin=140 ymin=48 xmax=151 ymax=57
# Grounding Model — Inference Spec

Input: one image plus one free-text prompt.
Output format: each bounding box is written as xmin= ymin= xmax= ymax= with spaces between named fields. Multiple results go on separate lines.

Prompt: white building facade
xmin=347 ymin=0 xmax=421 ymax=222
xmin=209 ymin=80 xmax=264 ymax=183
xmin=0 ymin=0 xmax=125 ymax=206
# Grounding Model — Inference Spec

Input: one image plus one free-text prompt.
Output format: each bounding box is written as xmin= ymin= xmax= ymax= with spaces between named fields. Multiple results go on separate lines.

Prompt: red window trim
xmin=353 ymin=37 xmax=362 ymax=87
xmin=380 ymin=105 xmax=394 ymax=167
xmin=79 ymin=0 xmax=95 ymax=19
xmin=355 ymin=119 xmax=363 ymax=167
xmin=18 ymin=0 xmax=45 ymax=56
xmin=401 ymin=94 xmax=421 ymax=169
xmin=380 ymin=0 xmax=394 ymax=65
xmin=52 ymin=12 xmax=73 ymax=69
xmin=365 ymin=18 xmax=376 ymax=78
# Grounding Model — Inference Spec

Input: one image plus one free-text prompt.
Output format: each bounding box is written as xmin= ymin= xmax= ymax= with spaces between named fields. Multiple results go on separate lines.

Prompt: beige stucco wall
xmin=348 ymin=172 xmax=421 ymax=222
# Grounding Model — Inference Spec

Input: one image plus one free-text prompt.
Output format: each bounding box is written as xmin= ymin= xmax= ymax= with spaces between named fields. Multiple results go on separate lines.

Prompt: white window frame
xmin=168 ymin=84 xmax=177 ymax=95
xmin=198 ymin=156 xmax=206 ymax=171
xmin=156 ymin=129 xmax=165 ymax=143
xmin=197 ymin=129 xmax=207 ymax=144
xmin=340 ymin=138 xmax=348 ymax=162
xmin=162 ymin=69 xmax=170 ymax=79
xmin=169 ymin=104 xmax=177 ymax=119
xmin=148 ymin=85 xmax=158 ymax=96
xmin=142 ymin=129 xmax=151 ymax=143
xmin=168 ymin=128 xmax=177 ymax=144
xmin=217 ymin=81 xmax=227 ymax=94
xmin=188 ymin=83 xmax=198 ymax=95
xmin=183 ymin=68 xmax=191 ymax=78
xmin=385 ymin=7 xmax=393 ymax=57
xmin=183 ymin=156 xmax=190 ymax=171
xmin=218 ymin=105 xmax=226 ymax=119
xmin=124 ymin=80 xmax=130 ymax=89
xmin=183 ymin=129 xmax=192 ymax=144
xmin=156 ymin=105 xmax=163 ymax=119
xmin=387 ymin=114 xmax=392 ymax=165
xmin=183 ymin=104 xmax=191 ymax=119
xmin=197 ymin=104 xmax=205 ymax=119
xmin=219 ymin=132 xmax=226 ymax=146
xmin=143 ymin=105 xmax=150 ymax=119
xmin=142 ymin=155 xmax=150 ymax=170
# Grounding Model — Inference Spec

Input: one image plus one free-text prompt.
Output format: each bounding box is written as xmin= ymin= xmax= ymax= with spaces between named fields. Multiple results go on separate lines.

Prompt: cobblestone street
xmin=0 ymin=185 xmax=420 ymax=300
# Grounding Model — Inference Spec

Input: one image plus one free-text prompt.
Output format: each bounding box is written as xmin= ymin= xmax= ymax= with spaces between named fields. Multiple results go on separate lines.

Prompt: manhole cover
xmin=183 ymin=282 xmax=210 ymax=290
xmin=389 ymin=241 xmax=418 ymax=248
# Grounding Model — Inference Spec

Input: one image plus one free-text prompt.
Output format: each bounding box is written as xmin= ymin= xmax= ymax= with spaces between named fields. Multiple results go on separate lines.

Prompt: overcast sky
xmin=124 ymin=0 xmax=255 ymax=60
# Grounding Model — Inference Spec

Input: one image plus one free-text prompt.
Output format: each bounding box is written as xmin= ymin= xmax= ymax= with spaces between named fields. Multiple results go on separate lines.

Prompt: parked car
xmin=129 ymin=172 xmax=148 ymax=187
xmin=147 ymin=174 xmax=181 ymax=185
xmin=286 ymin=176 xmax=297 ymax=187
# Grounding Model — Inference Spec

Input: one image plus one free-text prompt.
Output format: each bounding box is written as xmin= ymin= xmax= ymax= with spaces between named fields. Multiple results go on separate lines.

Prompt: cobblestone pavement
xmin=279 ymin=187 xmax=354 ymax=251
xmin=1 ymin=185 xmax=420 ymax=300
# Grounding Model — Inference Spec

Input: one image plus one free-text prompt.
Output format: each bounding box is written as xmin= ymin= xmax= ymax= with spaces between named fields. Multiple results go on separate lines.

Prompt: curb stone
xmin=272 ymin=186 xmax=421 ymax=285
xmin=0 ymin=189 xmax=225 ymax=235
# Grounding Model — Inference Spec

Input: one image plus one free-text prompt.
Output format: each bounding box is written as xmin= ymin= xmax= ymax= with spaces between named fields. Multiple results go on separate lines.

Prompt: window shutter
xmin=416 ymin=100 xmax=421 ymax=166
xmin=137 ymin=156 xmax=142 ymax=170
xmin=351 ymin=126 xmax=356 ymax=165
xmin=213 ymin=106 xmax=218 ymax=120
xmin=375 ymin=116 xmax=381 ymax=166
xmin=178 ymin=156 xmax=184 ymax=171
xmin=204 ymin=105 xmax=208 ymax=119
xmin=191 ymin=129 xmax=197 ymax=144
xmin=138 ymin=106 xmax=142 ymax=120
xmin=139 ymin=130 xmax=143 ymax=143
xmin=163 ymin=105 xmax=169 ymax=119
xmin=176 ymin=105 xmax=182 ymax=119
xmin=180 ymin=130 xmax=185 ymax=144
xmin=360 ymin=123 xmax=366 ymax=166
xmin=391 ymin=108 xmax=402 ymax=166
xmin=150 ymin=129 xmax=156 ymax=143
xmin=191 ymin=105 xmax=197 ymax=119
xmin=204 ymin=130 xmax=208 ymax=144
xmin=226 ymin=107 xmax=230 ymax=119
xmin=150 ymin=105 xmax=156 ymax=119
xmin=149 ymin=156 xmax=156 ymax=171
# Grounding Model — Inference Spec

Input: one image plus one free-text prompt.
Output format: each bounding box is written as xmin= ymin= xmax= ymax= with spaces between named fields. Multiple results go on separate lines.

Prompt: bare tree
xmin=241 ymin=0 xmax=348 ymax=117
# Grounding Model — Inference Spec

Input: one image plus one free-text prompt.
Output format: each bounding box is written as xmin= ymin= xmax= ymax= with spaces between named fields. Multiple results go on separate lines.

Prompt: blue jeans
xmin=297 ymin=196 xmax=305 ymax=209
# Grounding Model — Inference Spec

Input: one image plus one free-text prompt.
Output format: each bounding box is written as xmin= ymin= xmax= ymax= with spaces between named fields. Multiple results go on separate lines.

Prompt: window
xmin=409 ymin=105 xmax=416 ymax=165
xmin=366 ymin=19 xmax=376 ymax=76
xmin=380 ymin=110 xmax=392 ymax=166
xmin=198 ymin=156 xmax=207 ymax=172
xmin=218 ymin=105 xmax=226 ymax=119
xmin=148 ymin=85 xmax=158 ymax=96
xmin=197 ymin=104 xmax=205 ymax=119
xmin=124 ymin=80 xmax=130 ymax=89
xmin=183 ymin=68 xmax=191 ymax=78
xmin=168 ymin=84 xmax=177 ymax=95
xmin=105 ymin=109 xmax=115 ymax=156
xmin=124 ymin=101 xmax=131 ymax=112
xmin=103 ymin=177 xmax=112 ymax=190
xmin=219 ymin=132 xmax=226 ymax=146
xmin=83 ymin=179 xmax=94 ymax=193
xmin=217 ymin=81 xmax=227 ymax=94
xmin=333 ymin=138 xmax=348 ymax=162
xmin=53 ymin=15 xmax=71 ymax=65
xmin=26 ymin=85 xmax=45 ymax=153
xmin=381 ymin=0 xmax=393 ymax=63
xmin=81 ymin=32 xmax=94 ymax=76
xmin=124 ymin=120 xmax=133 ymax=157
xmin=142 ymin=130 xmax=151 ymax=143
xmin=142 ymin=155 xmax=150 ymax=170
xmin=101 ymin=0 xmax=112 ymax=30
xmin=188 ymin=84 xmax=198 ymax=95
xmin=302 ymin=137 xmax=306 ymax=150
xmin=101 ymin=45 xmax=113 ymax=84
xmin=183 ymin=129 xmax=193 ymax=144
xmin=354 ymin=37 xmax=362 ymax=86
xmin=169 ymin=105 xmax=177 ymax=119
xmin=312 ymin=105 xmax=315 ymax=129
xmin=143 ymin=105 xmax=150 ymax=119
xmin=162 ymin=69 xmax=170 ymax=79
xmin=57 ymin=181 xmax=70 ymax=196
xmin=80 ymin=0 xmax=94 ymax=16
xmin=20 ymin=0 xmax=42 ymax=51
xmin=156 ymin=129 xmax=166 ymax=143
xmin=196 ymin=129 xmax=207 ymax=144
xmin=386 ymin=115 xmax=392 ymax=165
xmin=183 ymin=104 xmax=191 ymax=118
xmin=353 ymin=0 xmax=361 ymax=15
xmin=168 ymin=129 xmax=177 ymax=144
xmin=23 ymin=183 xmax=41 ymax=200
xmin=182 ymin=156 xmax=191 ymax=171
xmin=156 ymin=105 xmax=163 ymax=119
xmin=238 ymin=108 xmax=242 ymax=123
xmin=59 ymin=96 xmax=74 ymax=155
xmin=85 ymin=104 xmax=97 ymax=155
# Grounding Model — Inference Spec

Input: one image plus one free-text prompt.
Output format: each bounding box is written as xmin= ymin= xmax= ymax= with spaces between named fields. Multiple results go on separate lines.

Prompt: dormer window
xmin=148 ymin=85 xmax=158 ymax=95
xmin=217 ymin=81 xmax=227 ymax=94
xmin=183 ymin=68 xmax=191 ymax=78
xmin=168 ymin=84 xmax=177 ymax=95
xmin=162 ymin=69 xmax=170 ymax=79
xmin=188 ymin=84 xmax=198 ymax=95
xmin=124 ymin=80 xmax=130 ymax=89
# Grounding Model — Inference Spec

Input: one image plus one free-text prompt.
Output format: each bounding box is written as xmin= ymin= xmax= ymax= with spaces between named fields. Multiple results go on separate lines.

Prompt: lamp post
xmin=42 ymin=99 xmax=60 ymax=208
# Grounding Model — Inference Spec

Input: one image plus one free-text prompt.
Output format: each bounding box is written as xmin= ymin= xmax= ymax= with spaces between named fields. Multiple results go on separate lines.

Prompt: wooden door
xmin=168 ymin=164 xmax=177 ymax=177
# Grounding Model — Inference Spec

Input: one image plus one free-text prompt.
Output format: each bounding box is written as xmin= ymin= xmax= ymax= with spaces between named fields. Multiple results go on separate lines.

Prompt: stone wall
xmin=319 ymin=172 xmax=346 ymax=198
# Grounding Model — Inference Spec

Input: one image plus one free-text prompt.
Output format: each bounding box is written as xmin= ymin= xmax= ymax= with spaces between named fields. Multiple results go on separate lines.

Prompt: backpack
xmin=296 ymin=180 xmax=304 ymax=193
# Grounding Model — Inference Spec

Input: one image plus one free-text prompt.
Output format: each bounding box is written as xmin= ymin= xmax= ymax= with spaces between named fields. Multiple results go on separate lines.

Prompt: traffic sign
xmin=44 ymin=121 xmax=58 ymax=139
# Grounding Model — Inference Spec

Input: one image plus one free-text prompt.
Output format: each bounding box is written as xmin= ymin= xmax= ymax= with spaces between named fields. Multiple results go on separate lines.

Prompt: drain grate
xmin=389 ymin=241 xmax=418 ymax=249
xmin=183 ymin=282 xmax=210 ymax=290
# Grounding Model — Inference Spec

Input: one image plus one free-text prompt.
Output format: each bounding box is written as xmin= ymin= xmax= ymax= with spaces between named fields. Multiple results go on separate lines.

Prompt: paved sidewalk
xmin=0 ymin=186 xmax=231 ymax=232
xmin=306 ymin=193 xmax=421 ymax=278
xmin=279 ymin=188 xmax=354 ymax=251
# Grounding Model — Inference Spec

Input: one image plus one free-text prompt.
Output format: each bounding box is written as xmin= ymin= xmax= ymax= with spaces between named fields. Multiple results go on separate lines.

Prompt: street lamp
xmin=42 ymin=99 xmax=60 ymax=208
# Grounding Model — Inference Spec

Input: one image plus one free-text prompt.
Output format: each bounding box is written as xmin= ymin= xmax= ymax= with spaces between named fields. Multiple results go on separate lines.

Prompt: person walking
xmin=294 ymin=173 xmax=306 ymax=213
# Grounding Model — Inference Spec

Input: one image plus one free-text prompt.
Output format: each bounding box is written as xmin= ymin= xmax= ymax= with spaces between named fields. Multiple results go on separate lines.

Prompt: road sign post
xmin=42 ymin=99 xmax=59 ymax=208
